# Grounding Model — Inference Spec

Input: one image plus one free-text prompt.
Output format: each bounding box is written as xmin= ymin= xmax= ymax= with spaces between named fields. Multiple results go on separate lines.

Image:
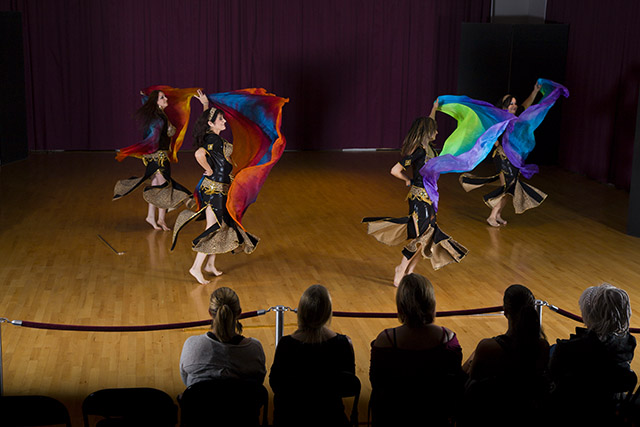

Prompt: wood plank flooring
xmin=1 ymin=150 xmax=639 ymax=424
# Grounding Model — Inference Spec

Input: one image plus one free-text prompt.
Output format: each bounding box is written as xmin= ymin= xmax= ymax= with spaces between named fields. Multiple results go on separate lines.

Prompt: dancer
xmin=171 ymin=88 xmax=288 ymax=284
xmin=363 ymin=101 xmax=468 ymax=287
xmin=176 ymin=106 xmax=259 ymax=284
xmin=113 ymin=88 xmax=199 ymax=230
xmin=460 ymin=82 xmax=547 ymax=227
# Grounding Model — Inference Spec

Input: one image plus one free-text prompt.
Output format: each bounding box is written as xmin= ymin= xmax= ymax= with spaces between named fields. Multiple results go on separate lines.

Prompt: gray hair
xmin=579 ymin=283 xmax=631 ymax=340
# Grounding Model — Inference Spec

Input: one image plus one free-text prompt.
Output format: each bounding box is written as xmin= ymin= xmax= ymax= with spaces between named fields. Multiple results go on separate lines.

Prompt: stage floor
xmin=1 ymin=150 xmax=639 ymax=423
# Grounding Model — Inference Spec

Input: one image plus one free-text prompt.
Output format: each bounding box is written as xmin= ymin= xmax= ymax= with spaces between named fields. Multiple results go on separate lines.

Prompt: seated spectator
xmin=459 ymin=284 xmax=550 ymax=426
xmin=549 ymin=283 xmax=636 ymax=425
xmin=179 ymin=287 xmax=266 ymax=387
xmin=369 ymin=273 xmax=465 ymax=426
xmin=269 ymin=284 xmax=356 ymax=427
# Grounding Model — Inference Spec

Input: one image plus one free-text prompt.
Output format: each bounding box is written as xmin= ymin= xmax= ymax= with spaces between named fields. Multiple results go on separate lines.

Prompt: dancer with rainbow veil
xmin=171 ymin=88 xmax=288 ymax=285
xmin=363 ymin=101 xmax=468 ymax=287
xmin=419 ymin=79 xmax=569 ymax=228
xmin=113 ymin=86 xmax=201 ymax=231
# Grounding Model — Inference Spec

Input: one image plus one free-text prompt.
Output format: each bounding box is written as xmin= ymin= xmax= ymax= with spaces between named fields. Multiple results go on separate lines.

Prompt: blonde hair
xmin=579 ymin=283 xmax=631 ymax=340
xmin=209 ymin=287 xmax=243 ymax=343
xmin=296 ymin=284 xmax=333 ymax=344
xmin=396 ymin=273 xmax=436 ymax=327
xmin=400 ymin=117 xmax=437 ymax=157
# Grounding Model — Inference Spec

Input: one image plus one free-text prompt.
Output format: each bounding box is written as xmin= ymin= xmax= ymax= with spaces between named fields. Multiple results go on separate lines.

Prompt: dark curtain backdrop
xmin=0 ymin=0 xmax=490 ymax=152
xmin=547 ymin=0 xmax=640 ymax=190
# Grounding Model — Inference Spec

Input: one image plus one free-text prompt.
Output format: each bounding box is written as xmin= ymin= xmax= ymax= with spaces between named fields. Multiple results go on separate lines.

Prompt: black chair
xmin=82 ymin=387 xmax=178 ymax=426
xmin=0 ymin=395 xmax=72 ymax=427
xmin=178 ymin=378 xmax=268 ymax=426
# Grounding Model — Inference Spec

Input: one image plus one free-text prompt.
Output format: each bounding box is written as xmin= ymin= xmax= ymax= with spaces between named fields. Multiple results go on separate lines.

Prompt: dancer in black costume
xmin=363 ymin=102 xmax=467 ymax=287
xmin=171 ymin=103 xmax=258 ymax=285
xmin=459 ymin=82 xmax=547 ymax=227
xmin=113 ymin=90 xmax=193 ymax=230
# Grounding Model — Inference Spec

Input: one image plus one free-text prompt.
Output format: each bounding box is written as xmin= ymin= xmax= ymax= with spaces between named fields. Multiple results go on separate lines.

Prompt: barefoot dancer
xmin=113 ymin=88 xmax=198 ymax=230
xmin=363 ymin=102 xmax=467 ymax=286
xmin=174 ymin=106 xmax=259 ymax=284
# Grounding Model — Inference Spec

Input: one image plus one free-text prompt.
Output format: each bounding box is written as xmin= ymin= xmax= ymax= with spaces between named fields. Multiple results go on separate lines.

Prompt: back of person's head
xmin=579 ymin=283 xmax=631 ymax=341
xmin=397 ymin=273 xmax=436 ymax=327
xmin=503 ymin=284 xmax=545 ymax=351
xmin=209 ymin=287 xmax=243 ymax=343
xmin=296 ymin=284 xmax=333 ymax=344
xmin=400 ymin=117 xmax=437 ymax=157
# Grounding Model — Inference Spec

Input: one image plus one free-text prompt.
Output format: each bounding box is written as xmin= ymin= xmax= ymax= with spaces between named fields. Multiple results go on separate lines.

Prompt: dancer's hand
xmin=195 ymin=89 xmax=209 ymax=108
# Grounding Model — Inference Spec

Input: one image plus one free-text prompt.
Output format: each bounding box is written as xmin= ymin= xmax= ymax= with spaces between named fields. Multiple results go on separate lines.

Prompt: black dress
xmin=113 ymin=116 xmax=192 ymax=209
xmin=362 ymin=146 xmax=467 ymax=270
xmin=459 ymin=143 xmax=546 ymax=214
xmin=171 ymin=133 xmax=258 ymax=254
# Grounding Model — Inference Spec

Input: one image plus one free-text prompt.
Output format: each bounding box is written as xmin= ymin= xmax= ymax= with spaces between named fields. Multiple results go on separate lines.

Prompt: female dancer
xmin=363 ymin=102 xmax=467 ymax=286
xmin=460 ymin=82 xmax=547 ymax=227
xmin=172 ymin=105 xmax=259 ymax=285
xmin=113 ymin=90 xmax=194 ymax=230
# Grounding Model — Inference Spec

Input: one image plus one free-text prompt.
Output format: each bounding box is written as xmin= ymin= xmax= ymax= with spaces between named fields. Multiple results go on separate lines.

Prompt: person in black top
xmin=270 ymin=285 xmax=356 ymax=427
xmin=363 ymin=101 xmax=467 ymax=286
xmin=171 ymin=100 xmax=259 ymax=284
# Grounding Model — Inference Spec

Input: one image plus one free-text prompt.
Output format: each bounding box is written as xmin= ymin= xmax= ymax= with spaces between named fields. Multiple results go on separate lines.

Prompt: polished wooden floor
xmin=1 ymin=151 xmax=640 ymax=424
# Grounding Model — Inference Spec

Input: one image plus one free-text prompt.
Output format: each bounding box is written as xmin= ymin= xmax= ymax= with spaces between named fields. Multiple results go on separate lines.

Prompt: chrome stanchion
xmin=270 ymin=306 xmax=295 ymax=346
xmin=535 ymin=300 xmax=546 ymax=327
xmin=0 ymin=317 xmax=7 ymax=395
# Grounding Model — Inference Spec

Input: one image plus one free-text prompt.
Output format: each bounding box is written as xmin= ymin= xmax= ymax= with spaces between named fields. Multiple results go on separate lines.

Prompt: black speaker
xmin=458 ymin=23 xmax=569 ymax=165
xmin=628 ymin=86 xmax=640 ymax=237
xmin=0 ymin=11 xmax=28 ymax=165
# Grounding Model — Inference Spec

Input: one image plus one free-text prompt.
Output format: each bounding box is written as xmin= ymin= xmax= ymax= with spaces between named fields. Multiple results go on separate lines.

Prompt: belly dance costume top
xmin=362 ymin=145 xmax=467 ymax=270
xmin=459 ymin=143 xmax=547 ymax=214
xmin=113 ymin=116 xmax=192 ymax=209
xmin=171 ymin=133 xmax=258 ymax=255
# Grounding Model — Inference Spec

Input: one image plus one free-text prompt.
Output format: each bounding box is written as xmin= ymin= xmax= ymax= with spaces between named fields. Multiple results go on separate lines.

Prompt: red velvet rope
xmin=547 ymin=305 xmax=640 ymax=334
xmin=332 ymin=306 xmax=504 ymax=318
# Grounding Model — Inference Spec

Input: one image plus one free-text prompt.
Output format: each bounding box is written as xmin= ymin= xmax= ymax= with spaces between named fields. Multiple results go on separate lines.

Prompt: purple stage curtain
xmin=546 ymin=0 xmax=640 ymax=190
xmin=0 ymin=0 xmax=489 ymax=152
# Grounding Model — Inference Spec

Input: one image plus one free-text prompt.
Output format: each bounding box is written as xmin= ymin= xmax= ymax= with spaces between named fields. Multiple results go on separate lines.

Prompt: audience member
xmin=179 ymin=287 xmax=266 ymax=387
xmin=549 ymin=283 xmax=636 ymax=425
xmin=459 ymin=284 xmax=549 ymax=426
xmin=269 ymin=285 xmax=356 ymax=427
xmin=369 ymin=273 xmax=465 ymax=426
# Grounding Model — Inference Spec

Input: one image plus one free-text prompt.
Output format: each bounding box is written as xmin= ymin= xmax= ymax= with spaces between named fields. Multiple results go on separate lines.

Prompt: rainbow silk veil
xmin=420 ymin=78 xmax=569 ymax=211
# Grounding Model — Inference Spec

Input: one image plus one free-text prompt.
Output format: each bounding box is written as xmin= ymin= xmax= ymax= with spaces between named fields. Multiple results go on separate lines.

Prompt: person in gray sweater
xmin=180 ymin=287 xmax=266 ymax=387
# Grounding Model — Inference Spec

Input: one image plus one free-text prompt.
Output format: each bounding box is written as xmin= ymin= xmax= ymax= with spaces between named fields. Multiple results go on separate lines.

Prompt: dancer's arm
xmin=195 ymin=147 xmax=213 ymax=176
xmin=521 ymin=82 xmax=542 ymax=111
xmin=195 ymin=89 xmax=210 ymax=111
xmin=429 ymin=99 xmax=439 ymax=119
xmin=390 ymin=163 xmax=411 ymax=186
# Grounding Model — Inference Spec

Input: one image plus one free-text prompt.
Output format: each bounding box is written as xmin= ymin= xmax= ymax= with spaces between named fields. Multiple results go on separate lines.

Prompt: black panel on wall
xmin=0 ymin=12 xmax=28 ymax=165
xmin=628 ymin=86 xmax=640 ymax=238
xmin=458 ymin=23 xmax=569 ymax=165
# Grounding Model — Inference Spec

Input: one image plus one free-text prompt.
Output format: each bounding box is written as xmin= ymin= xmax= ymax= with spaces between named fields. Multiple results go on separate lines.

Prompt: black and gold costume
xmin=113 ymin=116 xmax=192 ymax=209
xmin=171 ymin=133 xmax=258 ymax=254
xmin=459 ymin=143 xmax=546 ymax=214
xmin=363 ymin=146 xmax=467 ymax=270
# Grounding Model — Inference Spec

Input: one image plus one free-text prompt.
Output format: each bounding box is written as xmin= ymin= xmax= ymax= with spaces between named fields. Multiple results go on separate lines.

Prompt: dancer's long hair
xmin=134 ymin=90 xmax=166 ymax=132
xmin=209 ymin=287 xmax=243 ymax=343
xmin=400 ymin=117 xmax=437 ymax=157
xmin=193 ymin=107 xmax=225 ymax=149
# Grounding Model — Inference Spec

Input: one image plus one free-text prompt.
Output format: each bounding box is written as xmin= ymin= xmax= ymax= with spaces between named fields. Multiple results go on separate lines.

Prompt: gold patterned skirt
xmin=459 ymin=172 xmax=547 ymax=214
xmin=362 ymin=186 xmax=467 ymax=270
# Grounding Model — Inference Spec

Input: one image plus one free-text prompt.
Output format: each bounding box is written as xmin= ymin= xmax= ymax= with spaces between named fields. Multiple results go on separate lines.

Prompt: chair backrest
xmin=82 ymin=387 xmax=178 ymax=427
xmin=179 ymin=378 xmax=268 ymax=427
xmin=0 ymin=395 xmax=72 ymax=427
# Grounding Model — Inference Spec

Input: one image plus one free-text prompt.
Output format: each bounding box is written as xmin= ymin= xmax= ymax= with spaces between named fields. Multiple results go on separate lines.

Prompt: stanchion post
xmin=274 ymin=306 xmax=285 ymax=347
xmin=535 ymin=300 xmax=544 ymax=328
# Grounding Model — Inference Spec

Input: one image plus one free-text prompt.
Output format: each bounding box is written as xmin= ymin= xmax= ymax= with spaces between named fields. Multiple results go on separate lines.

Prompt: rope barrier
xmin=333 ymin=306 xmax=504 ymax=319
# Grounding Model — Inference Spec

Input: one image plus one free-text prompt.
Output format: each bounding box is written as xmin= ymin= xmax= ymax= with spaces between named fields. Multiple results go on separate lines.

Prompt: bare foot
xmin=189 ymin=267 xmax=210 ymax=285
xmin=393 ymin=265 xmax=405 ymax=287
xmin=496 ymin=217 xmax=507 ymax=225
xmin=157 ymin=220 xmax=171 ymax=231
xmin=204 ymin=266 xmax=223 ymax=276
xmin=146 ymin=216 xmax=161 ymax=230
xmin=486 ymin=217 xmax=500 ymax=227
